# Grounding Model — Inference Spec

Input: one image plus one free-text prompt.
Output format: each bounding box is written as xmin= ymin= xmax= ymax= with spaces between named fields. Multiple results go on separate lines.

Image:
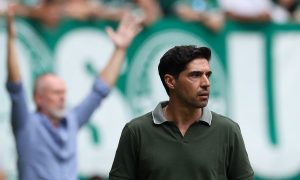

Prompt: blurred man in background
xmin=6 ymin=5 xmax=141 ymax=180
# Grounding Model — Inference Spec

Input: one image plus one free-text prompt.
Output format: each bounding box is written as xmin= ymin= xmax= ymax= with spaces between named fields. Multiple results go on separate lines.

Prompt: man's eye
xmin=190 ymin=72 xmax=201 ymax=77
xmin=206 ymin=72 xmax=212 ymax=79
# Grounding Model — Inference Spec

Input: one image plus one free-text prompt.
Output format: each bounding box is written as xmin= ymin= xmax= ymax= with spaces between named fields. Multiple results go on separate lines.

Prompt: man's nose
xmin=200 ymin=75 xmax=210 ymax=87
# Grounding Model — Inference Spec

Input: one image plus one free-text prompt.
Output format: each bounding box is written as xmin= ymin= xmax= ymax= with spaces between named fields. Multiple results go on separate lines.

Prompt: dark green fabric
xmin=109 ymin=111 xmax=254 ymax=180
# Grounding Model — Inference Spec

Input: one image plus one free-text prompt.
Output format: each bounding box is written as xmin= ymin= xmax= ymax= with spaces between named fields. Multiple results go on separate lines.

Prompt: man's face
xmin=35 ymin=75 xmax=66 ymax=119
xmin=173 ymin=58 xmax=211 ymax=108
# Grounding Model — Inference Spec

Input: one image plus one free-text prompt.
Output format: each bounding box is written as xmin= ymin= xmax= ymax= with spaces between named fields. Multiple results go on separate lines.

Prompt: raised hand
xmin=106 ymin=13 xmax=142 ymax=50
xmin=7 ymin=4 xmax=16 ymax=40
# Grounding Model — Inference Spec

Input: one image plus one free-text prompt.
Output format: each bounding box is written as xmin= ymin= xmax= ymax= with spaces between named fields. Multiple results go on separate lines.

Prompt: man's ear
xmin=164 ymin=74 xmax=176 ymax=90
xmin=34 ymin=93 xmax=41 ymax=106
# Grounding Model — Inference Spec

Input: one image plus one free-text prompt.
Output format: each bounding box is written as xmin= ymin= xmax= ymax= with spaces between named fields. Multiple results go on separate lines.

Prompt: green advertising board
xmin=1 ymin=17 xmax=300 ymax=179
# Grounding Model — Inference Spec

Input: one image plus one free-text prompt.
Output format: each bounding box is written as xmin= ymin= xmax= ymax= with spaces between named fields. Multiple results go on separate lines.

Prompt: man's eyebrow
xmin=188 ymin=70 xmax=212 ymax=74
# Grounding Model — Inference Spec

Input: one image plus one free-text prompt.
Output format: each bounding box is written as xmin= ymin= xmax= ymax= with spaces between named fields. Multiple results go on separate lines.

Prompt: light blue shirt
xmin=7 ymin=78 xmax=110 ymax=180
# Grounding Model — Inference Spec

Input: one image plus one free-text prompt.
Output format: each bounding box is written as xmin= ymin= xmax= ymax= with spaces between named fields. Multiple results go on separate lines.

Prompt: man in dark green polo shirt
xmin=109 ymin=45 xmax=254 ymax=180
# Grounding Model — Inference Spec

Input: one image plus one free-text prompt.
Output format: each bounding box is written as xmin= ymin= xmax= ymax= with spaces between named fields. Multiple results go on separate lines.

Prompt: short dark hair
xmin=158 ymin=45 xmax=211 ymax=95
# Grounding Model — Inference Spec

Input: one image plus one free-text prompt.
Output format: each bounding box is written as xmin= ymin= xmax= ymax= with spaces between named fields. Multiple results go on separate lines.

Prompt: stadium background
xmin=1 ymin=14 xmax=300 ymax=180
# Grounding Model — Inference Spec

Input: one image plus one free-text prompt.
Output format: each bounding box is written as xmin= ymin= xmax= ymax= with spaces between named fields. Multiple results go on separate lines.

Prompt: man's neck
xmin=40 ymin=111 xmax=61 ymax=128
xmin=38 ymin=110 xmax=62 ymax=128
xmin=164 ymin=101 xmax=202 ymax=136
xmin=50 ymin=118 xmax=61 ymax=128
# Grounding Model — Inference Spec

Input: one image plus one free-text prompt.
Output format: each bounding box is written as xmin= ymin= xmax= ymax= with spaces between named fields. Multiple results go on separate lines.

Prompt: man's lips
xmin=197 ymin=92 xmax=209 ymax=100
xmin=198 ymin=92 xmax=209 ymax=96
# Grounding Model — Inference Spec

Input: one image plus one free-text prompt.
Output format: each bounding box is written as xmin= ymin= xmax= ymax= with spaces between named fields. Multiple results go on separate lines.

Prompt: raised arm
xmin=7 ymin=5 xmax=21 ymax=83
xmin=74 ymin=13 xmax=142 ymax=128
xmin=100 ymin=13 xmax=142 ymax=88
xmin=6 ymin=6 xmax=30 ymax=133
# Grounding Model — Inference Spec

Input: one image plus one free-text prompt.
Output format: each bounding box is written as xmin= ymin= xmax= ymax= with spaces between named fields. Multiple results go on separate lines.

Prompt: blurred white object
xmin=271 ymin=4 xmax=290 ymax=23
xmin=0 ymin=0 xmax=8 ymax=12
xmin=219 ymin=0 xmax=273 ymax=16
xmin=218 ymin=0 xmax=291 ymax=23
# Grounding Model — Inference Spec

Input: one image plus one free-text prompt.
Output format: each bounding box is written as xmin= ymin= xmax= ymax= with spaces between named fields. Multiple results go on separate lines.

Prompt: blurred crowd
xmin=0 ymin=0 xmax=300 ymax=32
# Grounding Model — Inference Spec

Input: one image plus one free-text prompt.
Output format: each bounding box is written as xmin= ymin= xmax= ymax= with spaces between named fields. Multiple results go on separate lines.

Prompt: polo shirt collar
xmin=152 ymin=101 xmax=212 ymax=126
